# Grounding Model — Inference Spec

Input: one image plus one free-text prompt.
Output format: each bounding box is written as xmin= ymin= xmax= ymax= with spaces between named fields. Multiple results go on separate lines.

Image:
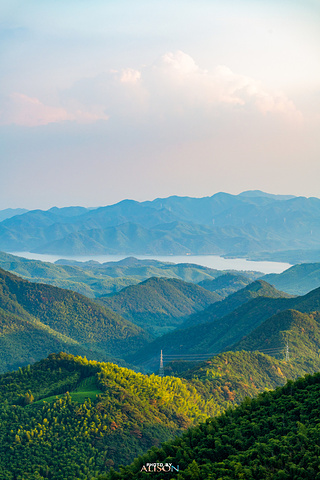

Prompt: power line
xmin=161 ymin=345 xmax=288 ymax=367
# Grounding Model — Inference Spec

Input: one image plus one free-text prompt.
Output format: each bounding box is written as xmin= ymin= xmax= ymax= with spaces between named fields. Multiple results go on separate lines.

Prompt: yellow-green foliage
xmin=99 ymin=372 xmax=320 ymax=480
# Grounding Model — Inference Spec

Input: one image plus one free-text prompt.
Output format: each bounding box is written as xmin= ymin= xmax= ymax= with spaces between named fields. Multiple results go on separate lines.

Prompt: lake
xmin=10 ymin=252 xmax=292 ymax=274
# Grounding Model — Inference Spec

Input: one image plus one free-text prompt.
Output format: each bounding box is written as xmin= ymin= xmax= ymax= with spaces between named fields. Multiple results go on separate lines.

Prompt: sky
xmin=1 ymin=0 xmax=320 ymax=209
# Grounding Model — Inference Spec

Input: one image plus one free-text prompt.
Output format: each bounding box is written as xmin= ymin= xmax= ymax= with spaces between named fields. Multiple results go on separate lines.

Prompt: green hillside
xmin=0 ymin=251 xmax=259 ymax=298
xmin=264 ymin=262 xmax=320 ymax=295
xmin=0 ymin=305 xmax=103 ymax=374
xmin=197 ymin=272 xmax=253 ymax=296
xmin=0 ymin=353 xmax=214 ymax=480
xmin=2 ymin=347 xmax=320 ymax=480
xmin=181 ymin=279 xmax=291 ymax=329
xmin=233 ymin=309 xmax=320 ymax=365
xmin=128 ymin=283 xmax=320 ymax=371
xmin=0 ymin=268 xmax=150 ymax=372
xmin=99 ymin=370 xmax=320 ymax=479
xmin=98 ymin=277 xmax=220 ymax=337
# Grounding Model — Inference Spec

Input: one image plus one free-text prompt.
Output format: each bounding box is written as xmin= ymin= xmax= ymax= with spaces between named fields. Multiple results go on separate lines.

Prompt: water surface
xmin=10 ymin=252 xmax=291 ymax=274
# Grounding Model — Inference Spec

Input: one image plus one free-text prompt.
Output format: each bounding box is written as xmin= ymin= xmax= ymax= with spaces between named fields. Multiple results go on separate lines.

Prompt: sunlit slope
xmin=98 ymin=370 xmax=320 ymax=479
xmin=0 ymin=352 xmax=212 ymax=479
xmin=2 ymin=348 xmax=320 ymax=479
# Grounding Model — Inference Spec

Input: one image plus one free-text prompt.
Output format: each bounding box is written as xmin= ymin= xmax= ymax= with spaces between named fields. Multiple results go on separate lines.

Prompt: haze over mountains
xmin=0 ymin=251 xmax=259 ymax=297
xmin=1 ymin=191 xmax=320 ymax=262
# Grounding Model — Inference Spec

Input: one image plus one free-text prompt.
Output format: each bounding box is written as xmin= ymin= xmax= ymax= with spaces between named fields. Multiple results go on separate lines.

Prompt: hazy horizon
xmin=0 ymin=189 xmax=315 ymax=212
xmin=1 ymin=1 xmax=319 ymax=209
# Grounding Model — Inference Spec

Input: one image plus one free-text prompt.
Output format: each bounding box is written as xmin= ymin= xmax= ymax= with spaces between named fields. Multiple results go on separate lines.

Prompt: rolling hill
xmin=98 ymin=277 xmax=221 ymax=336
xmin=181 ymin=279 xmax=292 ymax=329
xmin=0 ymin=251 xmax=260 ymax=298
xmin=263 ymin=262 xmax=320 ymax=295
xmin=0 ymin=268 xmax=150 ymax=372
xmin=128 ymin=282 xmax=320 ymax=371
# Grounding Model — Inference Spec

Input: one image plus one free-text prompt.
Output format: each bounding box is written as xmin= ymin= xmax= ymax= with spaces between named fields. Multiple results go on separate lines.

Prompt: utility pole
xmin=159 ymin=350 xmax=164 ymax=377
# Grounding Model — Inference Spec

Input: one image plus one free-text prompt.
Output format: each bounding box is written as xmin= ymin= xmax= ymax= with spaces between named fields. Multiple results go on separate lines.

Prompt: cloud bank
xmin=0 ymin=51 xmax=302 ymax=128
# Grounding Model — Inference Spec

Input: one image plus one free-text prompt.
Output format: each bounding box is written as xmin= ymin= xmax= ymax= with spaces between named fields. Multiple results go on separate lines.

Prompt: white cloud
xmin=119 ymin=68 xmax=141 ymax=84
xmin=0 ymin=51 xmax=302 ymax=127
xmin=146 ymin=52 xmax=303 ymax=122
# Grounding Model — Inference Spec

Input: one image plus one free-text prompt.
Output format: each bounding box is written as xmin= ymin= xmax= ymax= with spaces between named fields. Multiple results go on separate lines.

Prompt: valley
xmin=1 ymin=194 xmax=320 ymax=478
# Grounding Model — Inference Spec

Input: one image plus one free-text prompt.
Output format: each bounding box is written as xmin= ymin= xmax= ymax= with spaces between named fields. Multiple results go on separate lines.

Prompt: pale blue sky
xmin=1 ymin=0 xmax=319 ymax=208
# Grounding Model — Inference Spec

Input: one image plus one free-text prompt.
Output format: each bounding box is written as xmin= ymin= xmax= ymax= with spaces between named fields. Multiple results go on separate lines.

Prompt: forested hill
xmin=128 ymin=281 xmax=294 ymax=370
xmin=98 ymin=277 xmax=220 ymax=337
xmin=232 ymin=309 xmax=320 ymax=366
xmin=197 ymin=272 xmax=252 ymax=295
xmin=129 ymin=283 xmax=320 ymax=371
xmin=263 ymin=262 xmax=320 ymax=295
xmin=0 ymin=352 xmax=221 ymax=479
xmin=0 ymin=268 xmax=150 ymax=372
xmin=181 ymin=279 xmax=292 ymax=329
xmin=1 ymin=350 xmax=320 ymax=480
xmin=0 ymin=251 xmax=260 ymax=298
xmin=98 ymin=371 xmax=320 ymax=479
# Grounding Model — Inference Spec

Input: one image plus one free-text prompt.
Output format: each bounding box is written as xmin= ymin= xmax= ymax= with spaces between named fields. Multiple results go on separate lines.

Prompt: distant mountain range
xmin=1 ymin=191 xmax=320 ymax=261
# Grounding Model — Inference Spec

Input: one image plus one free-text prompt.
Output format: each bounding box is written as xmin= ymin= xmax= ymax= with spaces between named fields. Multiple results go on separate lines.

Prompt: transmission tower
xmin=159 ymin=350 xmax=164 ymax=377
xmin=285 ymin=343 xmax=289 ymax=362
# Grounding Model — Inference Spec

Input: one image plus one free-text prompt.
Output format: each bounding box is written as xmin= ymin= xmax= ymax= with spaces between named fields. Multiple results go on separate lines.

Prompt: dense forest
xmin=2 ymin=247 xmax=320 ymax=479
xmin=98 ymin=277 xmax=220 ymax=337
xmin=1 ymin=345 xmax=320 ymax=480
xmin=98 ymin=370 xmax=320 ymax=479
xmin=0 ymin=268 xmax=150 ymax=372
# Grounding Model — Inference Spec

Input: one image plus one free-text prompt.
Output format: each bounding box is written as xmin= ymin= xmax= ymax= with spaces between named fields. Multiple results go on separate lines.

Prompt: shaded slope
xmin=0 ymin=306 xmax=96 ymax=373
xmin=128 ymin=284 xmax=320 ymax=371
xmin=181 ymin=279 xmax=291 ymax=329
xmin=233 ymin=309 xmax=320 ymax=366
xmin=264 ymin=262 xmax=320 ymax=295
xmin=197 ymin=272 xmax=253 ymax=296
xmin=0 ymin=268 xmax=150 ymax=371
xmin=98 ymin=277 xmax=220 ymax=336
